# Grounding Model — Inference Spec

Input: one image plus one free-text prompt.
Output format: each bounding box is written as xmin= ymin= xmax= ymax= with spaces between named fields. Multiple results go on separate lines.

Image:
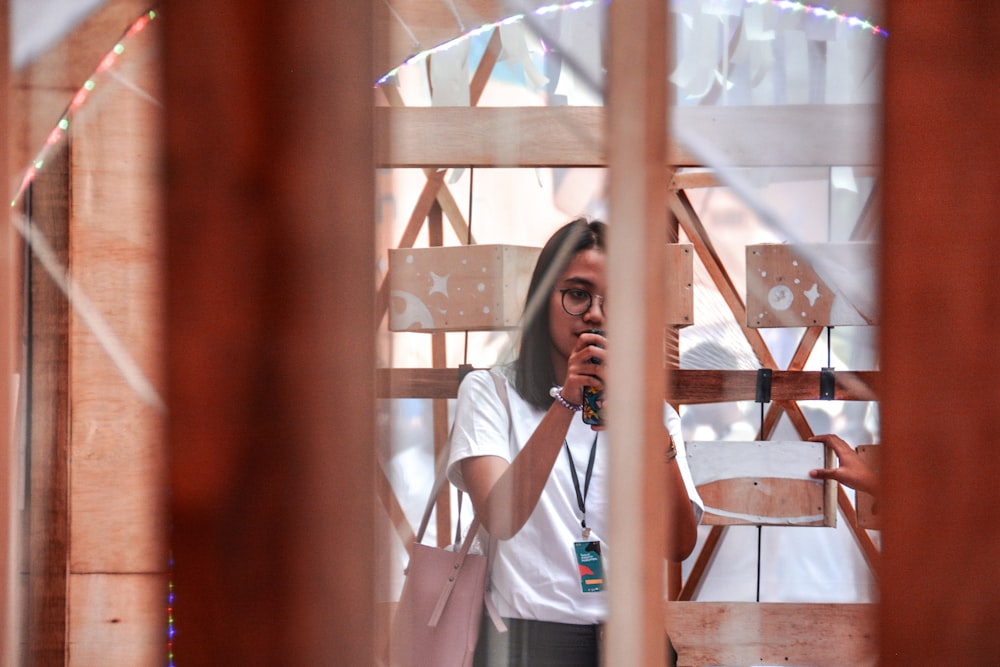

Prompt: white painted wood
xmin=686 ymin=441 xmax=833 ymax=526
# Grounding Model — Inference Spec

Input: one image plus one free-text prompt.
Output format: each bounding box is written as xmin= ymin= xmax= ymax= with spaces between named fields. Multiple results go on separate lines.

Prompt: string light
xmin=373 ymin=0 xmax=886 ymax=87
xmin=167 ymin=572 xmax=175 ymax=666
xmin=10 ymin=9 xmax=159 ymax=206
xmin=374 ymin=0 xmax=603 ymax=87
xmin=746 ymin=0 xmax=888 ymax=37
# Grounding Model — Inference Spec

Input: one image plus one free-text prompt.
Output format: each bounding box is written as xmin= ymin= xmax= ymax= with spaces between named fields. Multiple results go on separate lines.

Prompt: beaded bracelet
xmin=549 ymin=385 xmax=582 ymax=412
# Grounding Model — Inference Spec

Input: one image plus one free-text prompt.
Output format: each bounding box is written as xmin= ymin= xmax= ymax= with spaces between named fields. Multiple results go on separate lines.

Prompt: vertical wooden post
xmin=606 ymin=1 xmax=669 ymax=665
xmin=0 ymin=1 xmax=14 ymax=663
xmin=164 ymin=1 xmax=375 ymax=664
xmin=880 ymin=3 xmax=1000 ymax=663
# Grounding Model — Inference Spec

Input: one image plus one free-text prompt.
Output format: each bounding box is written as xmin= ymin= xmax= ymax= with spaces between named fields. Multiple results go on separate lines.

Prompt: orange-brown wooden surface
xmin=0 ymin=1 xmax=12 ymax=661
xmin=879 ymin=3 xmax=1000 ymax=663
xmin=23 ymin=146 xmax=71 ymax=665
xmin=855 ymin=445 xmax=881 ymax=530
xmin=665 ymin=601 xmax=878 ymax=666
xmin=164 ymin=1 xmax=376 ymax=664
xmin=67 ymin=27 xmax=168 ymax=663
xmin=9 ymin=0 xmax=150 ymax=185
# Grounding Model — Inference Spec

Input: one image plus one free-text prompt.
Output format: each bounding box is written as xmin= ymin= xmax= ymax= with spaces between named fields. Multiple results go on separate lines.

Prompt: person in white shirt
xmin=448 ymin=218 xmax=704 ymax=667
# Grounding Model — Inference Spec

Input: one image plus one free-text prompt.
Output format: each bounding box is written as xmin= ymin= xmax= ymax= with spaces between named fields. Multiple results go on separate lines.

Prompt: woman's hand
xmin=808 ymin=433 xmax=880 ymax=496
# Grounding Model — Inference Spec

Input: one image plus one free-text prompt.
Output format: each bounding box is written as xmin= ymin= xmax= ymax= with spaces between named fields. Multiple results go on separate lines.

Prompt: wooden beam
xmin=67 ymin=25 xmax=168 ymax=661
xmin=375 ymin=105 xmax=879 ymax=168
xmin=165 ymin=1 xmax=375 ymax=664
xmin=604 ymin=1 xmax=669 ymax=663
xmin=23 ymin=141 xmax=72 ymax=665
xmin=0 ymin=0 xmax=13 ymax=660
xmin=376 ymin=368 xmax=878 ymax=402
xmin=665 ymin=602 xmax=878 ymax=667
xmin=879 ymin=3 xmax=1000 ymax=663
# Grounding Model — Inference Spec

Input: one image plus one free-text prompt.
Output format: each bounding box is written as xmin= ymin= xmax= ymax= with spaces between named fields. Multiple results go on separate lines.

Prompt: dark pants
xmin=473 ymin=615 xmax=679 ymax=667
xmin=474 ymin=617 xmax=600 ymax=667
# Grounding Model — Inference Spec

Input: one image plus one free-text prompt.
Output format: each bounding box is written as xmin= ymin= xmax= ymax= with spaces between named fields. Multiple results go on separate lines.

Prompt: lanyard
xmin=564 ymin=433 xmax=599 ymax=539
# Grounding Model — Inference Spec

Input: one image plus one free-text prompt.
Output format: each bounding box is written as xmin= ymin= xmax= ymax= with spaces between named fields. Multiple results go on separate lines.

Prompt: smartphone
xmin=582 ymin=329 xmax=605 ymax=425
xmin=582 ymin=385 xmax=604 ymax=425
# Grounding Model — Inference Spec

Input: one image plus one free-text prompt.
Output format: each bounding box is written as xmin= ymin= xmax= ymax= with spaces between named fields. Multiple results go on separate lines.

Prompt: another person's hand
xmin=808 ymin=433 xmax=879 ymax=496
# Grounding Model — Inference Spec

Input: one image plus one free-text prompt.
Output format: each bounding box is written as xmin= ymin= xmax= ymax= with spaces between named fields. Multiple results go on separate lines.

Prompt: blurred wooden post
xmin=880 ymin=2 xmax=1000 ymax=663
xmin=606 ymin=1 xmax=669 ymax=665
xmin=0 ymin=1 xmax=13 ymax=663
xmin=164 ymin=1 xmax=376 ymax=664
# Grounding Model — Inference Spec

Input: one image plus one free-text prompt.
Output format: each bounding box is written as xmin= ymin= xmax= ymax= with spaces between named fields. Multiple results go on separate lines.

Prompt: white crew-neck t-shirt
xmin=447 ymin=367 xmax=704 ymax=625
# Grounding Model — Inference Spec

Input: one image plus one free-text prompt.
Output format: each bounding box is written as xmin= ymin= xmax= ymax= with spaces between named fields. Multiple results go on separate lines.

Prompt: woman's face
xmin=548 ymin=248 xmax=607 ymax=364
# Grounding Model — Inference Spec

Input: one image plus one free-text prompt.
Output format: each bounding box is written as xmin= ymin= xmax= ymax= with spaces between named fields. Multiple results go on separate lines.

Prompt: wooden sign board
xmin=746 ymin=242 xmax=878 ymax=328
xmin=389 ymin=243 xmax=694 ymax=332
xmin=686 ymin=440 xmax=834 ymax=527
xmin=388 ymin=245 xmax=540 ymax=332
xmin=855 ymin=444 xmax=881 ymax=529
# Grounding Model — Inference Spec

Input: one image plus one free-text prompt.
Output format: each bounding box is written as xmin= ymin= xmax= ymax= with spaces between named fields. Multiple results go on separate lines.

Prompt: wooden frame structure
xmin=373 ymin=2 xmax=881 ymax=664
xmin=6 ymin=0 xmax=1000 ymax=665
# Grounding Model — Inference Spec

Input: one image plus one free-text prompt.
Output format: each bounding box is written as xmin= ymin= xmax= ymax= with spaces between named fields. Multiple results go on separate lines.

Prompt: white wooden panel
xmin=686 ymin=440 xmax=833 ymax=526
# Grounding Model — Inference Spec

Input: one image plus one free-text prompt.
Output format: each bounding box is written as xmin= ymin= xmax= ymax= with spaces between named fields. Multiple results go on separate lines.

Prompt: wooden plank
xmin=686 ymin=441 xmax=832 ymax=527
xmin=66 ymin=16 xmax=167 ymax=663
xmin=670 ymin=166 xmax=881 ymax=191
xmin=0 ymin=1 xmax=13 ymax=662
xmin=376 ymin=368 xmax=879 ymax=402
xmin=165 ymin=1 xmax=376 ymax=664
xmin=664 ymin=601 xmax=878 ymax=667
xmin=604 ymin=1 xmax=670 ymax=664
xmin=375 ymin=105 xmax=879 ymax=168
xmin=666 ymin=369 xmax=878 ymax=404
xmin=855 ymin=445 xmax=881 ymax=530
xmin=880 ymin=4 xmax=1000 ymax=663
xmin=21 ymin=145 xmax=72 ymax=664
xmin=665 ymin=244 xmax=694 ymax=327
xmin=67 ymin=573 xmax=170 ymax=667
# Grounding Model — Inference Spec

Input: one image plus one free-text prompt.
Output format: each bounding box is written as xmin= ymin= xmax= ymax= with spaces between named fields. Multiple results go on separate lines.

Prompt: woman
xmin=447 ymin=218 xmax=704 ymax=666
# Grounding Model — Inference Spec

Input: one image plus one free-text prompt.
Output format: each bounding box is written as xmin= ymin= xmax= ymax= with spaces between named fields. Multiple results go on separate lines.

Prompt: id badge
xmin=574 ymin=541 xmax=605 ymax=593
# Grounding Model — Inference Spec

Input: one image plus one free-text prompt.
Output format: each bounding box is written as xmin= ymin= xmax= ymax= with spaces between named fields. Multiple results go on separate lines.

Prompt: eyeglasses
xmin=560 ymin=288 xmax=606 ymax=316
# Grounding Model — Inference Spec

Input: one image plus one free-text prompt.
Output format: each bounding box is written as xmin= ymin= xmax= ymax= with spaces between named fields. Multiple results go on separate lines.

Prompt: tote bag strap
xmin=482 ymin=368 xmax=511 ymax=633
xmin=420 ymin=368 xmax=512 ymax=631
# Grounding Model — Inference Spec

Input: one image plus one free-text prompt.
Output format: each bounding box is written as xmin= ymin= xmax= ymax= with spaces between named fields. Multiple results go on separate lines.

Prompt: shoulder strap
xmin=483 ymin=368 xmax=510 ymax=633
xmin=415 ymin=368 xmax=510 ymax=632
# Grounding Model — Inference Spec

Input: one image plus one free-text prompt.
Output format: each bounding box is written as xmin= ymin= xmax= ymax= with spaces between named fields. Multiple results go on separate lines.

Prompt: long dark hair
xmin=514 ymin=218 xmax=607 ymax=410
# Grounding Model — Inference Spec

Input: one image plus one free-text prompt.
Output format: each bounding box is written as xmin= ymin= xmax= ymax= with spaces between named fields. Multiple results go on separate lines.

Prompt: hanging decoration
xmin=374 ymin=0 xmax=886 ymax=89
